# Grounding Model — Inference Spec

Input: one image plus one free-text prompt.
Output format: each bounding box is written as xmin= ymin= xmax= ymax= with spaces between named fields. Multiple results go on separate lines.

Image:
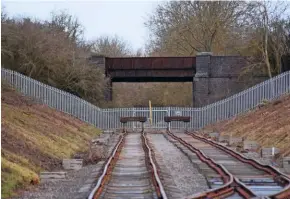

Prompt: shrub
xmin=1 ymin=11 xmax=108 ymax=106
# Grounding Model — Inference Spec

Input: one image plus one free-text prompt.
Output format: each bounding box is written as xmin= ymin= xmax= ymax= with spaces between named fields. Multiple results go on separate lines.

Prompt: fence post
xmin=132 ymin=107 xmax=136 ymax=130
xmin=168 ymin=107 xmax=171 ymax=131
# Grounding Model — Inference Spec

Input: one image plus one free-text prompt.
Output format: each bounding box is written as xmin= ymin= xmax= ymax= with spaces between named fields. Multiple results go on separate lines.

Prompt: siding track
xmin=166 ymin=130 xmax=290 ymax=199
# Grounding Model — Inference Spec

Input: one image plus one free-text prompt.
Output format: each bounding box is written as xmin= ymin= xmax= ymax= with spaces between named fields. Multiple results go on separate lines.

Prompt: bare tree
xmin=268 ymin=19 xmax=290 ymax=74
xmin=134 ymin=48 xmax=144 ymax=57
xmin=145 ymin=1 xmax=251 ymax=56
xmin=48 ymin=10 xmax=84 ymax=43
xmin=91 ymin=35 xmax=132 ymax=57
xmin=1 ymin=6 xmax=7 ymax=21
xmin=146 ymin=1 xmax=290 ymax=77
xmin=245 ymin=1 xmax=290 ymax=77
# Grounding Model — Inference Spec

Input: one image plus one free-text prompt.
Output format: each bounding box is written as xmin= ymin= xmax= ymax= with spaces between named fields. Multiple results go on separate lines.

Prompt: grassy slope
xmin=1 ymin=85 xmax=101 ymax=198
xmin=203 ymin=95 xmax=290 ymax=157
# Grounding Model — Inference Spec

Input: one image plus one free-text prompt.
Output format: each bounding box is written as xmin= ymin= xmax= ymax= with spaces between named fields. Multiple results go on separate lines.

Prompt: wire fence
xmin=2 ymin=68 xmax=290 ymax=130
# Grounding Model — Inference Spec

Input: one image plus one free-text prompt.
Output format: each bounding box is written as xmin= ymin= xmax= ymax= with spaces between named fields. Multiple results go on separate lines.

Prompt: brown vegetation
xmin=1 ymin=11 xmax=108 ymax=106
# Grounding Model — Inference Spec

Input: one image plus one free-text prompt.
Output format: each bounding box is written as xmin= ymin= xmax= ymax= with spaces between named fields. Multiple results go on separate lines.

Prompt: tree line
xmin=1 ymin=1 xmax=290 ymax=107
xmin=145 ymin=1 xmax=290 ymax=77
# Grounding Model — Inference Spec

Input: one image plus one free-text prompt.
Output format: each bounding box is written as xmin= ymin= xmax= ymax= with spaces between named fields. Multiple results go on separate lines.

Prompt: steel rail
xmin=87 ymin=131 xmax=126 ymax=199
xmin=88 ymin=129 xmax=168 ymax=199
xmin=187 ymin=131 xmax=290 ymax=199
xmin=166 ymin=130 xmax=256 ymax=199
xmin=142 ymin=130 xmax=168 ymax=199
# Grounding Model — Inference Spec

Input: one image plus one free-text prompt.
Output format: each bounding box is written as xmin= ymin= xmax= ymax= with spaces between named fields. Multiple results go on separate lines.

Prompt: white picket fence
xmin=2 ymin=68 xmax=290 ymax=130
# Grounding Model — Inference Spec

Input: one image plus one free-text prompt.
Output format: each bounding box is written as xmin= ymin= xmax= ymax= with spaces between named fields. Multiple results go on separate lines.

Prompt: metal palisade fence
xmin=2 ymin=68 xmax=290 ymax=130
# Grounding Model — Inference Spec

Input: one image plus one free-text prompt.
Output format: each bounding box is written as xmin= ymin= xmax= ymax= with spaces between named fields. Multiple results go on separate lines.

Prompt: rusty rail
xmin=88 ymin=131 xmax=126 ymax=199
xmin=186 ymin=131 xmax=290 ymax=199
xmin=142 ymin=131 xmax=168 ymax=199
xmin=88 ymin=129 xmax=167 ymax=199
xmin=166 ymin=130 xmax=256 ymax=199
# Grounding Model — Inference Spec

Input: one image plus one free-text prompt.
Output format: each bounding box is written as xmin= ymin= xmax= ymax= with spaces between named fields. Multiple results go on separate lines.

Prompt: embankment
xmin=1 ymin=84 xmax=101 ymax=198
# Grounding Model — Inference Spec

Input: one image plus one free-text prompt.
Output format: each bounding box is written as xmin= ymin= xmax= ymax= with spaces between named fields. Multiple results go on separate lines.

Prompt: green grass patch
xmin=1 ymin=158 xmax=38 ymax=198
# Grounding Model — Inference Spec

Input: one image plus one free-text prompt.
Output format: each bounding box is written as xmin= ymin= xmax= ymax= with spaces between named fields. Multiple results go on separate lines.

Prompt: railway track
xmin=166 ymin=130 xmax=290 ymax=199
xmin=88 ymin=130 xmax=167 ymax=199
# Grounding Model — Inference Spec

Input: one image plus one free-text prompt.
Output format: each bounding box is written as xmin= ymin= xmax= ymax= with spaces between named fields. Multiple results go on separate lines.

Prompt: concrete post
xmin=193 ymin=52 xmax=212 ymax=107
xmin=105 ymin=80 xmax=113 ymax=101
xmin=195 ymin=52 xmax=212 ymax=77
xmin=122 ymin=123 xmax=126 ymax=132
xmin=89 ymin=55 xmax=113 ymax=101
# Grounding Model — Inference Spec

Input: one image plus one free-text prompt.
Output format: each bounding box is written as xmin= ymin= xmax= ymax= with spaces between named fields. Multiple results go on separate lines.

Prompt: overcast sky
xmin=2 ymin=0 xmax=161 ymax=51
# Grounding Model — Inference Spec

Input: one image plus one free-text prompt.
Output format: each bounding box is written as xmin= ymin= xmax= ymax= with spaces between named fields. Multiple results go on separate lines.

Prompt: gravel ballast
xmin=147 ymin=133 xmax=209 ymax=196
xmin=13 ymin=163 xmax=104 ymax=199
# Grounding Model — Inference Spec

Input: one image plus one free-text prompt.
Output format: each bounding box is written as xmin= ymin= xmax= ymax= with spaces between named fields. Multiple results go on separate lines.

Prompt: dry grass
xmin=203 ymin=95 xmax=290 ymax=157
xmin=1 ymin=85 xmax=101 ymax=198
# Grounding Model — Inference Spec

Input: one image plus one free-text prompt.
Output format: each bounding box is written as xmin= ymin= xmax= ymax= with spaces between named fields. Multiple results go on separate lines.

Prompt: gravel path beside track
xmin=147 ymin=133 xmax=209 ymax=196
xmin=13 ymin=163 xmax=104 ymax=199
xmin=13 ymin=133 xmax=120 ymax=199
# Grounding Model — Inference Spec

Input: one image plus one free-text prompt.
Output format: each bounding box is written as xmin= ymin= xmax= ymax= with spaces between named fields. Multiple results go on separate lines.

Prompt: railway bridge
xmin=90 ymin=52 xmax=268 ymax=107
